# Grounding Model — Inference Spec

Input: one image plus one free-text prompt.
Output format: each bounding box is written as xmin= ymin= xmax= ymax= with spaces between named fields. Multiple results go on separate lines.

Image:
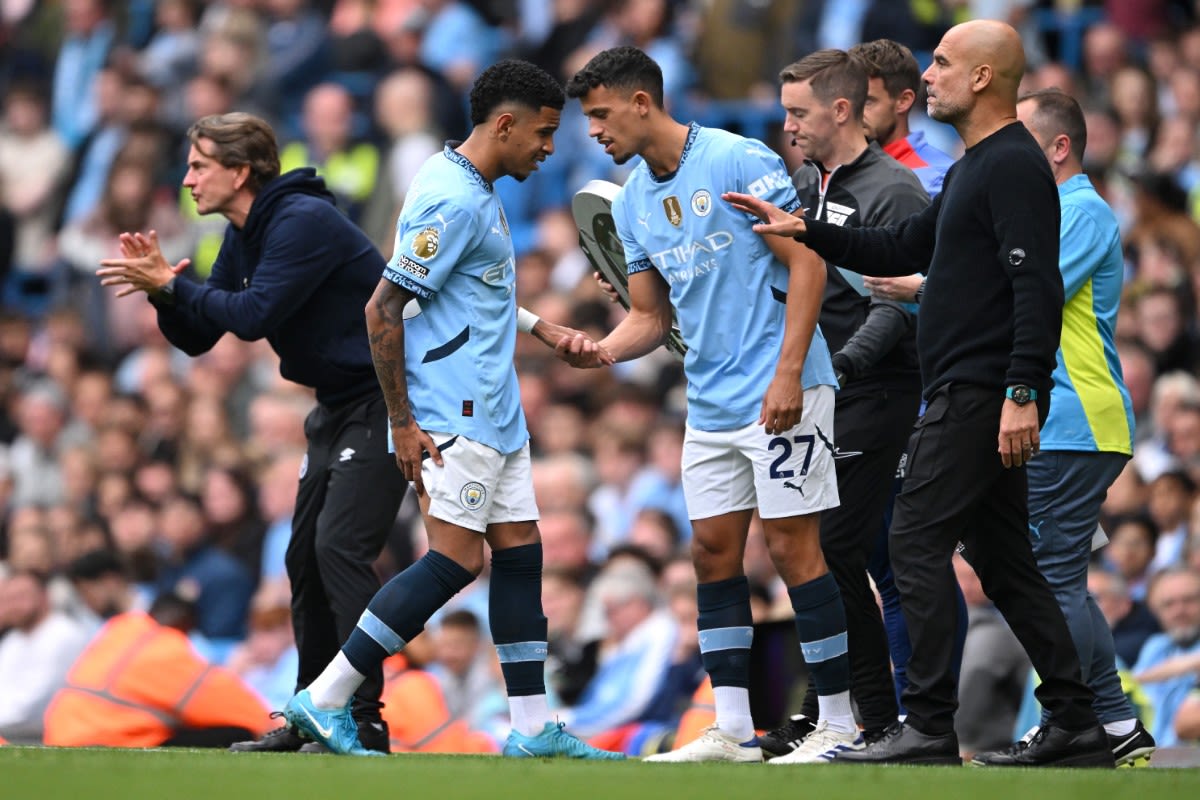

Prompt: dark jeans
xmin=799 ymin=384 xmax=921 ymax=733
xmin=891 ymin=383 xmax=1095 ymax=735
xmin=1027 ymin=450 xmax=1133 ymax=724
xmin=288 ymin=391 xmax=407 ymax=721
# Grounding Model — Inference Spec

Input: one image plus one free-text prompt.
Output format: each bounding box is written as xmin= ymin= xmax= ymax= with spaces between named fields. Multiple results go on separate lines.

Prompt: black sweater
xmin=156 ymin=169 xmax=385 ymax=407
xmin=803 ymin=122 xmax=1063 ymax=400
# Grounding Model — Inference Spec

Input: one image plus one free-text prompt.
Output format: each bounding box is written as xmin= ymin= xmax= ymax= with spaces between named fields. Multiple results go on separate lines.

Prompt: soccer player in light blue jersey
xmin=282 ymin=59 xmax=621 ymax=760
xmin=563 ymin=46 xmax=855 ymax=763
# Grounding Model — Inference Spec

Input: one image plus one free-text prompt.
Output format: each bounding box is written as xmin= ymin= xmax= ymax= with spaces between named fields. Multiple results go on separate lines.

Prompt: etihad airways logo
xmin=648 ymin=231 xmax=734 ymax=270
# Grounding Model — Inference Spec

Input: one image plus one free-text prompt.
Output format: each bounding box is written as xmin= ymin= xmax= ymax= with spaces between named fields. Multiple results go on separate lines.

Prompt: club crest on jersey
xmin=691 ymin=189 xmax=712 ymax=217
xmin=412 ymin=226 xmax=440 ymax=259
xmin=459 ymin=481 xmax=487 ymax=510
xmin=663 ymin=196 xmax=683 ymax=227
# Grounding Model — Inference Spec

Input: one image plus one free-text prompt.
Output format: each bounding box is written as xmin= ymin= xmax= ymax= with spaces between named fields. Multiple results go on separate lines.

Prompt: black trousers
xmin=799 ymin=383 xmax=921 ymax=733
xmin=287 ymin=391 xmax=407 ymax=721
xmin=891 ymin=383 xmax=1095 ymax=735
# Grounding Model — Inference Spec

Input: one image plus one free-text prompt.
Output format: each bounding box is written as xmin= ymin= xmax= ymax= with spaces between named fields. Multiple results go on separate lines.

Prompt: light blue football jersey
xmin=382 ymin=145 xmax=526 ymax=454
xmin=612 ymin=124 xmax=837 ymax=432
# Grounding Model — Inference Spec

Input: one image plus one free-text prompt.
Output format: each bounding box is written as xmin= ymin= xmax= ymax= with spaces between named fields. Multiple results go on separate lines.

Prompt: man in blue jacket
xmin=97 ymin=112 xmax=407 ymax=754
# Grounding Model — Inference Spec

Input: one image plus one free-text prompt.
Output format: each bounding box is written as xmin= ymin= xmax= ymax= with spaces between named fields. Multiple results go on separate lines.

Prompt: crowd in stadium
xmin=0 ymin=0 xmax=1199 ymax=761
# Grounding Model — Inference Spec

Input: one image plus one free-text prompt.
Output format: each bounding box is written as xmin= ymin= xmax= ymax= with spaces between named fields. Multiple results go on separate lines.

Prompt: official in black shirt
xmin=726 ymin=20 xmax=1113 ymax=767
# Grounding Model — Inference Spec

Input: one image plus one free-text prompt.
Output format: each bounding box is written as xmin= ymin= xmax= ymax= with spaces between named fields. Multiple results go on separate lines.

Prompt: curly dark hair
xmin=566 ymin=46 xmax=664 ymax=108
xmin=469 ymin=59 xmax=565 ymax=126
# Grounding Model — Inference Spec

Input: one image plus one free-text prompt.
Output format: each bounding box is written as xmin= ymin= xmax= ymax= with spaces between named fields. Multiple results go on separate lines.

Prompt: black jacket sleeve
xmin=832 ymin=175 xmax=930 ymax=379
xmin=152 ymin=230 xmax=238 ymax=356
xmin=988 ymin=154 xmax=1063 ymax=392
xmin=804 ymin=192 xmax=942 ymax=278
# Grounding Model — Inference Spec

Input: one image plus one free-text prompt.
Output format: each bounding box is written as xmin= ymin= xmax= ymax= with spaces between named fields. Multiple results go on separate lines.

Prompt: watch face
xmin=1011 ymin=386 xmax=1031 ymax=404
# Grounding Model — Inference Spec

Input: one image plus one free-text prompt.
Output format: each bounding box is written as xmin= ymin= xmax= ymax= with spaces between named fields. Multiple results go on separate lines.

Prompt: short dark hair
xmin=849 ymin=39 xmax=922 ymax=99
xmin=469 ymin=59 xmax=565 ymax=126
xmin=1018 ymin=88 xmax=1088 ymax=163
xmin=566 ymin=46 xmax=664 ymax=108
xmin=187 ymin=112 xmax=280 ymax=193
xmin=441 ymin=609 xmax=482 ymax=633
xmin=779 ymin=49 xmax=868 ymax=121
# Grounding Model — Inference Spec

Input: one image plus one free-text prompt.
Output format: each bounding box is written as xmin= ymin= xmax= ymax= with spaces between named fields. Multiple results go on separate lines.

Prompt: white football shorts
xmin=422 ymin=433 xmax=539 ymax=532
xmin=682 ymin=384 xmax=839 ymax=520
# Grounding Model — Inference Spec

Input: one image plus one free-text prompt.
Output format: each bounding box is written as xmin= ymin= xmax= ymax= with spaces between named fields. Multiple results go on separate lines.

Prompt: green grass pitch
xmin=1 ymin=747 xmax=1197 ymax=800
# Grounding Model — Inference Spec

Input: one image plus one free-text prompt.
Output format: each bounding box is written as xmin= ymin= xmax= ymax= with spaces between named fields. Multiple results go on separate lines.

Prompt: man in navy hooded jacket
xmin=98 ymin=112 xmax=407 ymax=753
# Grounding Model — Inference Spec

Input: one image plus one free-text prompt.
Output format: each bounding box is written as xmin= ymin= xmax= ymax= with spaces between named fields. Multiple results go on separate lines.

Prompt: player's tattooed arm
xmin=366 ymin=279 xmax=415 ymax=427
xmin=366 ymin=278 xmax=440 ymax=492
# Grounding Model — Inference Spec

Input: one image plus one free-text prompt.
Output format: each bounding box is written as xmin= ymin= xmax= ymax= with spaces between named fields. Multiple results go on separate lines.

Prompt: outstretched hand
xmin=527 ymin=317 xmax=614 ymax=368
xmin=97 ymin=230 xmax=191 ymax=297
xmin=722 ymin=192 xmax=807 ymax=239
xmin=554 ymin=331 xmax=614 ymax=369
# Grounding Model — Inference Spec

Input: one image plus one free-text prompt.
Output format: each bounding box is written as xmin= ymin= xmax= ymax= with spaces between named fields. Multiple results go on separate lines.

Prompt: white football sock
xmin=509 ymin=694 xmax=551 ymax=737
xmin=818 ymin=690 xmax=857 ymax=735
xmin=305 ymin=651 xmax=365 ymax=710
xmin=1104 ymin=719 xmax=1136 ymax=736
xmin=713 ymin=686 xmax=755 ymax=741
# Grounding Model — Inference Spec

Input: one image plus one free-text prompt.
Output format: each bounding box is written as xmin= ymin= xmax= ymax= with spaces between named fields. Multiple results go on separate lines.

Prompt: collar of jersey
xmin=443 ymin=142 xmax=493 ymax=193
xmin=647 ymin=122 xmax=700 ymax=184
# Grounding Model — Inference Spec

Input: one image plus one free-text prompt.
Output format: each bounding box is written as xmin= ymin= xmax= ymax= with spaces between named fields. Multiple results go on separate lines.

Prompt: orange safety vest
xmin=379 ymin=655 xmax=496 ymax=754
xmin=673 ymin=677 xmax=716 ymax=748
xmin=43 ymin=612 xmax=273 ymax=747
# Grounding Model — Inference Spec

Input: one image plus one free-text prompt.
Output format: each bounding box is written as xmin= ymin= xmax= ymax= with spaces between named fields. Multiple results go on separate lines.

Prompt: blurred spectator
xmin=43 ymin=591 xmax=273 ymax=747
xmin=0 ymin=570 xmax=94 ymax=743
xmin=51 ymin=0 xmax=116 ymax=151
xmin=202 ymin=463 xmax=265 ymax=576
xmin=428 ymin=609 xmax=507 ymax=736
xmin=539 ymin=509 xmax=596 ymax=580
xmin=256 ymin=449 xmax=304 ymax=581
xmin=1135 ymin=370 xmax=1200 ymax=481
xmin=0 ymin=82 xmax=71 ymax=281
xmin=280 ymin=82 xmax=379 ymax=222
xmin=361 ymin=67 xmax=442 ymax=249
xmin=692 ymin=0 xmax=806 ymax=102
xmin=259 ymin=0 xmax=331 ymax=130
xmin=414 ymin=0 xmax=501 ymax=94
xmin=1089 ymin=565 xmax=1162 ymax=668
xmin=952 ymin=553 xmax=1031 ymax=758
xmin=543 ymin=565 xmax=596 ymax=706
xmin=64 ymin=548 xmax=135 ymax=628
xmin=61 ymin=69 xmax=162 ymax=227
xmin=1103 ymin=512 xmax=1160 ymax=601
xmin=137 ymin=0 xmax=203 ymax=125
xmin=224 ymin=578 xmax=297 ymax=711
xmin=1148 ymin=469 xmax=1196 ymax=572
xmin=1081 ymin=21 xmax=1129 ymax=107
xmin=558 ymin=561 xmax=677 ymax=737
xmin=154 ymin=492 xmax=255 ymax=644
xmin=1134 ymin=567 xmax=1200 ymax=746
xmin=9 ymin=379 xmax=69 ymax=509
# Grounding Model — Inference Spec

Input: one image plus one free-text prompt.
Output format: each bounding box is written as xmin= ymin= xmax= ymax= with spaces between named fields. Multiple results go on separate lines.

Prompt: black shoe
xmin=758 ymin=715 xmax=816 ymax=759
xmin=229 ymin=715 xmax=306 ymax=752
xmin=835 ymin=721 xmax=961 ymax=766
xmin=300 ymin=718 xmax=389 ymax=754
xmin=971 ymin=724 xmax=1114 ymax=768
xmin=355 ymin=718 xmax=391 ymax=754
xmin=1108 ymin=721 xmax=1155 ymax=767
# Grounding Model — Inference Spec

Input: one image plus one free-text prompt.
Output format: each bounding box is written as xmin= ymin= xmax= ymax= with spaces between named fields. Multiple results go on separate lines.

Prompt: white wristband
xmin=516 ymin=306 xmax=541 ymax=334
